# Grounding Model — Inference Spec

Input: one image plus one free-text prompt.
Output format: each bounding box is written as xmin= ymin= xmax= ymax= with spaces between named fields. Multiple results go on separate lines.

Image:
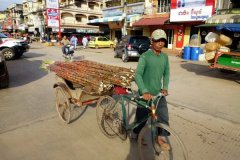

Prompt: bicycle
xmin=96 ymin=91 xmax=188 ymax=160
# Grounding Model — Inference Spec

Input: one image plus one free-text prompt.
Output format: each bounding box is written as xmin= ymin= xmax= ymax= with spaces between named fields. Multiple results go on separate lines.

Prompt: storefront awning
xmin=195 ymin=24 xmax=219 ymax=27
xmin=88 ymin=14 xmax=142 ymax=24
xmin=89 ymin=16 xmax=122 ymax=23
xmin=206 ymin=14 xmax=240 ymax=24
xmin=132 ymin=17 xmax=169 ymax=26
xmin=216 ymin=24 xmax=240 ymax=32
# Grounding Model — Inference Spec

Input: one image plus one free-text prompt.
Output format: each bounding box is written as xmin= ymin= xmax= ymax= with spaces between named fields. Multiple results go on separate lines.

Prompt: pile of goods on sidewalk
xmin=41 ymin=59 xmax=135 ymax=95
xmin=182 ymin=32 xmax=233 ymax=62
xmin=204 ymin=32 xmax=232 ymax=63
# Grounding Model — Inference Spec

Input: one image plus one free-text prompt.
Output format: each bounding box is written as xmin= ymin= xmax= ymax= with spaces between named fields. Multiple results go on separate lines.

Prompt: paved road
xmin=0 ymin=42 xmax=239 ymax=160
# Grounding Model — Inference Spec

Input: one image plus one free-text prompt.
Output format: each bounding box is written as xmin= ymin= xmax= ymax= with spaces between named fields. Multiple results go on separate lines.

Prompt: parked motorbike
xmin=62 ymin=44 xmax=74 ymax=61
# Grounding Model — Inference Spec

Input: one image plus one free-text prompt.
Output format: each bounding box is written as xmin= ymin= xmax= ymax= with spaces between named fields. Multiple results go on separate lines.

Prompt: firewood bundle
xmin=49 ymin=60 xmax=135 ymax=95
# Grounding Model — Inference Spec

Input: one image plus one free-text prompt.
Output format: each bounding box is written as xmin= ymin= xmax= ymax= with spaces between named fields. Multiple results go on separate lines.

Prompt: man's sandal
xmin=141 ymin=138 xmax=147 ymax=146
xmin=157 ymin=137 xmax=170 ymax=151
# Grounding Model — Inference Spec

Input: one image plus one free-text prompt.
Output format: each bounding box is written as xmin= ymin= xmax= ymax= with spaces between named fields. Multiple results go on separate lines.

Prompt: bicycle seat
xmin=113 ymin=86 xmax=128 ymax=95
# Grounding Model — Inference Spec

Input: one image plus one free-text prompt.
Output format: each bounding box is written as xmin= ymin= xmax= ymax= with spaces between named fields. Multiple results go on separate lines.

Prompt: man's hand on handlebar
xmin=142 ymin=92 xmax=153 ymax=101
xmin=161 ymin=89 xmax=168 ymax=96
xmin=141 ymin=90 xmax=168 ymax=101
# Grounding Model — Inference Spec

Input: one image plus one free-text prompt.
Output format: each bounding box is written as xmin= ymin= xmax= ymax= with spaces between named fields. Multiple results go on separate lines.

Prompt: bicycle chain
xmin=101 ymin=109 xmax=127 ymax=141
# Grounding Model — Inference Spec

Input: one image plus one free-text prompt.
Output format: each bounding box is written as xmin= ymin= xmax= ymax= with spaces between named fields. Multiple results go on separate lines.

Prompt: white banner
xmin=48 ymin=19 xmax=59 ymax=27
xmin=46 ymin=0 xmax=59 ymax=9
xmin=47 ymin=8 xmax=60 ymax=27
xmin=170 ymin=6 xmax=212 ymax=22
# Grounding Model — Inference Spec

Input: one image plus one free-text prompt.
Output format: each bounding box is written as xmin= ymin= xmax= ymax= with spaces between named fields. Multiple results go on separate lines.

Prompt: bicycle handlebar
xmin=138 ymin=92 xmax=163 ymax=101
xmin=124 ymin=92 xmax=164 ymax=109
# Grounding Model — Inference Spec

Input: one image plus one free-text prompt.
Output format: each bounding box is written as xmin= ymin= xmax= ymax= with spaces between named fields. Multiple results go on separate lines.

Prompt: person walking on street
xmin=82 ymin=36 xmax=88 ymax=49
xmin=133 ymin=29 xmax=170 ymax=150
xmin=70 ymin=35 xmax=78 ymax=49
xmin=114 ymin=37 xmax=118 ymax=48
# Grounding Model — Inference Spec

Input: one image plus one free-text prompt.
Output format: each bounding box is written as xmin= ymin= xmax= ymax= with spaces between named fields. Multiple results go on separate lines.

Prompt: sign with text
xmin=170 ymin=6 xmax=212 ymax=22
xmin=46 ymin=0 xmax=59 ymax=9
xmin=47 ymin=8 xmax=59 ymax=27
xmin=171 ymin=0 xmax=206 ymax=9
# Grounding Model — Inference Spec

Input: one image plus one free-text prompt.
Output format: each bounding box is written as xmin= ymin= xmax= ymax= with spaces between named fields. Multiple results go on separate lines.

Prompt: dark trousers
xmin=62 ymin=46 xmax=69 ymax=55
xmin=133 ymin=96 xmax=169 ymax=136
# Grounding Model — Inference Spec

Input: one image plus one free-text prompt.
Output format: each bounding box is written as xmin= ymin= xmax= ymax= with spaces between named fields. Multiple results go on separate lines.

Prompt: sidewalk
xmin=162 ymin=47 xmax=181 ymax=55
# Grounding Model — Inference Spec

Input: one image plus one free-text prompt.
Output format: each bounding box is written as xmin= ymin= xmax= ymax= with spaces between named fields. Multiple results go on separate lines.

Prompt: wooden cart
xmin=209 ymin=51 xmax=240 ymax=71
xmin=50 ymin=60 xmax=134 ymax=124
xmin=53 ymin=75 xmax=103 ymax=124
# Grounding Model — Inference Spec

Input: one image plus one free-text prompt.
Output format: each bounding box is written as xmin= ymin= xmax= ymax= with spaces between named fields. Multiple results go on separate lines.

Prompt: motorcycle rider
xmin=61 ymin=35 xmax=70 ymax=56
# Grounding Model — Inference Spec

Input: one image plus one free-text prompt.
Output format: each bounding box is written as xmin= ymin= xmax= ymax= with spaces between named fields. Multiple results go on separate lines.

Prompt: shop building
xmin=34 ymin=0 xmax=103 ymax=36
xmin=132 ymin=0 xmax=215 ymax=50
xmin=0 ymin=11 xmax=8 ymax=30
xmin=22 ymin=0 xmax=41 ymax=33
xmin=2 ymin=0 xmax=103 ymax=38
xmin=169 ymin=0 xmax=215 ymax=49
xmin=132 ymin=0 xmax=174 ymax=48
xmin=4 ymin=4 xmax=24 ymax=32
xmin=58 ymin=0 xmax=103 ymax=35
xmin=88 ymin=0 xmax=144 ymax=40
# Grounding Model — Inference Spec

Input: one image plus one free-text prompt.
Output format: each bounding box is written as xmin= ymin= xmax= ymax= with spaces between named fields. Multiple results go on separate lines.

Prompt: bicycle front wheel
xmin=138 ymin=122 xmax=188 ymax=160
xmin=96 ymin=95 xmax=126 ymax=140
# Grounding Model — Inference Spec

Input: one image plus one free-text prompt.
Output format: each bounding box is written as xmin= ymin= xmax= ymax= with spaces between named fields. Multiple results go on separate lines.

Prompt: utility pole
xmin=12 ymin=9 xmax=15 ymax=37
xmin=58 ymin=4 xmax=61 ymax=39
xmin=122 ymin=0 xmax=127 ymax=36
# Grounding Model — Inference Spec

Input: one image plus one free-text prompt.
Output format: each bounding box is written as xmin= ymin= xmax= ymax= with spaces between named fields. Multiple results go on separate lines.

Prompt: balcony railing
xmin=127 ymin=0 xmax=144 ymax=4
xmin=157 ymin=5 xmax=170 ymax=13
xmin=61 ymin=19 xmax=88 ymax=25
xmin=145 ymin=5 xmax=170 ymax=15
xmin=61 ymin=5 xmax=101 ymax=13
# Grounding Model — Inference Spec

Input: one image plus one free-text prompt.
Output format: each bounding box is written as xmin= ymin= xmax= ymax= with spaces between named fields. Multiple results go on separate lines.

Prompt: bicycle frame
xmin=97 ymin=94 xmax=188 ymax=160
xmin=119 ymin=94 xmax=159 ymax=132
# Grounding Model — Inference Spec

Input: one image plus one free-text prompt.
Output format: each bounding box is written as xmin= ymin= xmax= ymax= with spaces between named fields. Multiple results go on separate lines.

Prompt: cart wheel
xmin=96 ymin=96 xmax=125 ymax=139
xmin=70 ymin=102 xmax=88 ymax=123
xmin=55 ymin=87 xmax=72 ymax=124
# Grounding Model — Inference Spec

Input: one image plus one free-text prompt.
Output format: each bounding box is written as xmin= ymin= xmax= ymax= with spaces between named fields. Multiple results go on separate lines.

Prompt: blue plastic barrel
xmin=199 ymin=48 xmax=203 ymax=54
xmin=183 ymin=46 xmax=191 ymax=60
xmin=190 ymin=47 xmax=199 ymax=61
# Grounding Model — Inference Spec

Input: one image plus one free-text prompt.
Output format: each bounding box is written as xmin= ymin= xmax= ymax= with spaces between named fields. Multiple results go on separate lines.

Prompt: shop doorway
xmin=166 ymin=29 xmax=173 ymax=49
xmin=131 ymin=30 xmax=143 ymax=36
xmin=115 ymin=30 xmax=122 ymax=40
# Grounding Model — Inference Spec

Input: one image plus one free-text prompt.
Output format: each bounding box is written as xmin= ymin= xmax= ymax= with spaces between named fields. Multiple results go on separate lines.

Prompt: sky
xmin=0 ymin=0 xmax=23 ymax=11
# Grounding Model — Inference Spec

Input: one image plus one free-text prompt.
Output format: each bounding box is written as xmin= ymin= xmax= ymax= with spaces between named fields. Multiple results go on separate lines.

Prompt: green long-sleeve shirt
xmin=135 ymin=49 xmax=170 ymax=96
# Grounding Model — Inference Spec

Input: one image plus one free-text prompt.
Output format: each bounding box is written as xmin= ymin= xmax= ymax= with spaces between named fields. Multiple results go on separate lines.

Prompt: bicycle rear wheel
xmin=138 ymin=122 xmax=188 ymax=160
xmin=96 ymin=95 xmax=126 ymax=140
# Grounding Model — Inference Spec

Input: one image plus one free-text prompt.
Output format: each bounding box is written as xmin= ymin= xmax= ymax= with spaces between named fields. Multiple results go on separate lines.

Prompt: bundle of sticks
xmin=49 ymin=60 xmax=135 ymax=95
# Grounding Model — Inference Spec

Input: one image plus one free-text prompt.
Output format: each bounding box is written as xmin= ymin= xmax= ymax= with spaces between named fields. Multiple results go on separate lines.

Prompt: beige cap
xmin=151 ymin=29 xmax=167 ymax=41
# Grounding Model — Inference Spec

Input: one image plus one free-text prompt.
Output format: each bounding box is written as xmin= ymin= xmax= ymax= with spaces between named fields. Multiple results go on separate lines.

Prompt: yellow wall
xmin=142 ymin=27 xmax=150 ymax=37
xmin=0 ymin=13 xmax=7 ymax=20
xmin=183 ymin=26 xmax=191 ymax=46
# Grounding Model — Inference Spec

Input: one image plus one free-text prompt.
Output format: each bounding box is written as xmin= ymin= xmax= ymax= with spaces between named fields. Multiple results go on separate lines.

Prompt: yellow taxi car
xmin=88 ymin=36 xmax=114 ymax=49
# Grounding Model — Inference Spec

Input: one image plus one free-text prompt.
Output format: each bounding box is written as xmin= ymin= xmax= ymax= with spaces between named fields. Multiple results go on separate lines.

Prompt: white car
xmin=0 ymin=32 xmax=29 ymax=60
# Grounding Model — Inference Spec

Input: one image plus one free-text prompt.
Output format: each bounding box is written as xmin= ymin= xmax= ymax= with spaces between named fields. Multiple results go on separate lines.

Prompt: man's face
xmin=151 ymin=38 xmax=166 ymax=52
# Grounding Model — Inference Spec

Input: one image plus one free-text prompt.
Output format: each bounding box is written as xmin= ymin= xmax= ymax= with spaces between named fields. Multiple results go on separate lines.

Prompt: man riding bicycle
xmin=134 ymin=29 xmax=170 ymax=150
